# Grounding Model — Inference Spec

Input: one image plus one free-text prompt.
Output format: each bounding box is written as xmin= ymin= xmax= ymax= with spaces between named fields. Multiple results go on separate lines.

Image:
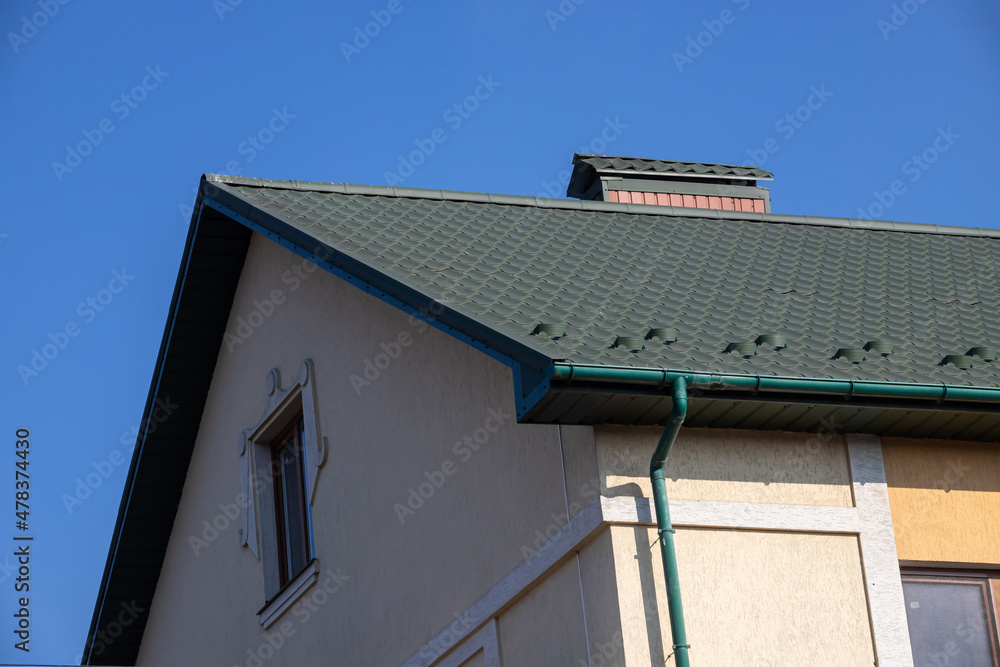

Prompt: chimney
xmin=566 ymin=154 xmax=773 ymax=213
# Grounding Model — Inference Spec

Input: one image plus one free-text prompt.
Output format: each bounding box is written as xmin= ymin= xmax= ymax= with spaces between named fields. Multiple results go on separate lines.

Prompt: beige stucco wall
xmin=136 ymin=233 xmax=578 ymax=666
xmin=596 ymin=426 xmax=854 ymax=507
xmin=612 ymin=526 xmax=875 ymax=666
xmin=496 ymin=557 xmax=589 ymax=665
xmin=591 ymin=426 xmax=878 ymax=666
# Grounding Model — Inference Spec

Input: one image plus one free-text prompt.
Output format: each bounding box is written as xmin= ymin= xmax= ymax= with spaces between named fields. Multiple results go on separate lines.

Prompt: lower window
xmin=271 ymin=415 xmax=310 ymax=588
xmin=902 ymin=570 xmax=1000 ymax=666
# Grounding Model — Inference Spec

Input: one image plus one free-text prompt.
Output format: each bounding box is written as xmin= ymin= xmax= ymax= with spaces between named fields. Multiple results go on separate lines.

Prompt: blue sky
xmin=0 ymin=0 xmax=998 ymax=663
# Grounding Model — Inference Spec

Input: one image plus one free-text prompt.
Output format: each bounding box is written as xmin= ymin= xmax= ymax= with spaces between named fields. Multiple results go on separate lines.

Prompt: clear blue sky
xmin=1 ymin=1 xmax=998 ymax=663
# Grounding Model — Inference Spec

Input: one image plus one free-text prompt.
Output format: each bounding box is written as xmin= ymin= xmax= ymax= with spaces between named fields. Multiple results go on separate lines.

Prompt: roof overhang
xmin=519 ymin=362 xmax=1000 ymax=441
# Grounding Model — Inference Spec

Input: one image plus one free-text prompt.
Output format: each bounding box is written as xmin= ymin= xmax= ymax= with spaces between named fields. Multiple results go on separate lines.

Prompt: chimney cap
xmin=566 ymin=153 xmax=774 ymax=199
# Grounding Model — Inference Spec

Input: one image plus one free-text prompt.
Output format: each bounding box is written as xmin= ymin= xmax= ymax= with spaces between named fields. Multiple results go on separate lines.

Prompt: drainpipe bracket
xmin=843 ymin=380 xmax=855 ymax=401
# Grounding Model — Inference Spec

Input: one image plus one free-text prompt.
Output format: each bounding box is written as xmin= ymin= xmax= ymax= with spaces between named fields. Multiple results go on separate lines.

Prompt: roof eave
xmin=518 ymin=362 xmax=1000 ymax=440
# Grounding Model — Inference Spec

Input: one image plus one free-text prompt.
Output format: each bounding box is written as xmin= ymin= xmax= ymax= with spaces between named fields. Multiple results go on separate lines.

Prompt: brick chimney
xmin=566 ymin=153 xmax=773 ymax=213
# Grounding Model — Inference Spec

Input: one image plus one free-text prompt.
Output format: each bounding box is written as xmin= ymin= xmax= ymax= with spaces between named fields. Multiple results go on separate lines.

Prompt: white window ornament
xmin=239 ymin=359 xmax=327 ymax=565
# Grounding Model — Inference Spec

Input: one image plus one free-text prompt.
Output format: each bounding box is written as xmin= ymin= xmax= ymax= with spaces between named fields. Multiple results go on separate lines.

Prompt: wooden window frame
xmin=901 ymin=567 xmax=1000 ymax=666
xmin=239 ymin=360 xmax=328 ymax=627
xmin=269 ymin=415 xmax=310 ymax=589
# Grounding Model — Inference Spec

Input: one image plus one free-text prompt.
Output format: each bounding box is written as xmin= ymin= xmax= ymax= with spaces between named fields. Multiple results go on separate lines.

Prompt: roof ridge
xmin=202 ymin=174 xmax=995 ymax=239
xmin=574 ymin=153 xmax=762 ymax=169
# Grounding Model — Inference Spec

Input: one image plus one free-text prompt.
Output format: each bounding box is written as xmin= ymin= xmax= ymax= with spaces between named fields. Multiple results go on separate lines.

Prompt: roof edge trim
xmin=202 ymin=174 xmax=994 ymax=239
xmin=200 ymin=182 xmax=554 ymax=372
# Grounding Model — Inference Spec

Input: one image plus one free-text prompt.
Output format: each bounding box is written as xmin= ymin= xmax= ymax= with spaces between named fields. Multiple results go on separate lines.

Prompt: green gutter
xmin=550 ymin=363 xmax=1000 ymax=405
xmin=651 ymin=378 xmax=691 ymax=667
xmin=548 ymin=362 xmax=1000 ymax=667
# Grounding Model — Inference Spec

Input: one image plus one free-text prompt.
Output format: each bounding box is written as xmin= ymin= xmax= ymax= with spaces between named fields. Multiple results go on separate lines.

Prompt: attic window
xmin=270 ymin=415 xmax=310 ymax=589
xmin=239 ymin=360 xmax=328 ymax=628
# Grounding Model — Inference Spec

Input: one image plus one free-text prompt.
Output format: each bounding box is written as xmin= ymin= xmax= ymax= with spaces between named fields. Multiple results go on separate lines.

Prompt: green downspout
xmin=544 ymin=362 xmax=1000 ymax=667
xmin=651 ymin=377 xmax=690 ymax=667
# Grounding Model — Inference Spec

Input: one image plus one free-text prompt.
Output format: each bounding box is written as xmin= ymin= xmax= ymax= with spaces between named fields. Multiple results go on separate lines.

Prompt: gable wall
xmin=135 ymin=233 xmax=596 ymax=666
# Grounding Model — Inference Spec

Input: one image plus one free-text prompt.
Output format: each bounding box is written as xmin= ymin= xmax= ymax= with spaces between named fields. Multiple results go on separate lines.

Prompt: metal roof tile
xmin=215 ymin=177 xmax=1000 ymax=388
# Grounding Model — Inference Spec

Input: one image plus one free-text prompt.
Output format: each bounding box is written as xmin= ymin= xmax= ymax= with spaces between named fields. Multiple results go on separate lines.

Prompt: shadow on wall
xmin=597 ymin=425 xmax=853 ymax=491
xmin=608 ymin=480 xmax=667 ymax=666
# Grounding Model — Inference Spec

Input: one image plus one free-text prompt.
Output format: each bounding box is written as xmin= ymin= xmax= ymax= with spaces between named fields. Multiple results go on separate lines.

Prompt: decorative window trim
xmin=257 ymin=559 xmax=320 ymax=629
xmin=239 ymin=359 xmax=327 ymax=599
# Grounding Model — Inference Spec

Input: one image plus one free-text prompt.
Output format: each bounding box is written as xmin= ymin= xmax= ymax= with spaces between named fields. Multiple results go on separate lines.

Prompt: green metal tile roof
xmin=210 ymin=175 xmax=1000 ymax=389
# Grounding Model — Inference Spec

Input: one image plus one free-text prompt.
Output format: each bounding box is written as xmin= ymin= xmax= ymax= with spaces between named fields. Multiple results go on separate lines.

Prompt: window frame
xmin=239 ymin=360 xmax=327 ymax=627
xmin=901 ymin=568 xmax=1000 ymax=666
xmin=270 ymin=415 xmax=310 ymax=589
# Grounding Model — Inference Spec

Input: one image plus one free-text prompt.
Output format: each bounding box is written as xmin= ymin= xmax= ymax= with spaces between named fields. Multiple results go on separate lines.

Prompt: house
xmin=84 ymin=154 xmax=1000 ymax=666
